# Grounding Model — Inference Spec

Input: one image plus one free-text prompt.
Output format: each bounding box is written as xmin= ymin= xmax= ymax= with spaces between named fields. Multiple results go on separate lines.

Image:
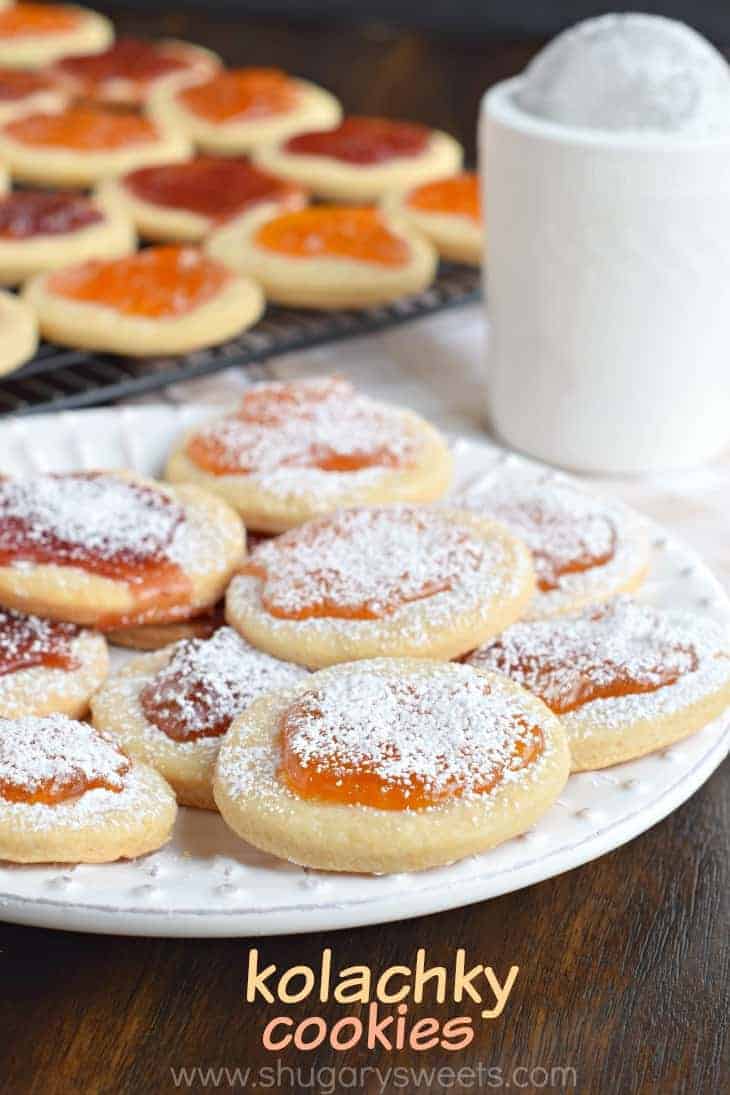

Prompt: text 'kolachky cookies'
xmin=246 ymin=948 xmax=519 ymax=1051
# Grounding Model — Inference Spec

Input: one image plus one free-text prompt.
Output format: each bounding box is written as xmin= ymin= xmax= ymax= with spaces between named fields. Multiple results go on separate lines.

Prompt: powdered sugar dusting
xmin=250 ymin=506 xmax=502 ymax=619
xmin=141 ymin=626 xmax=308 ymax=741
xmin=469 ymin=597 xmax=730 ymax=729
xmin=0 ymin=473 xmax=184 ymax=579
xmin=0 ymin=714 xmax=128 ymax=799
xmin=283 ymin=664 xmax=541 ymax=803
xmin=219 ymin=661 xmax=557 ymax=814
xmin=0 ymin=608 xmax=80 ymax=676
xmin=455 ymin=470 xmax=647 ymax=616
xmin=186 ymin=377 xmax=422 ymax=500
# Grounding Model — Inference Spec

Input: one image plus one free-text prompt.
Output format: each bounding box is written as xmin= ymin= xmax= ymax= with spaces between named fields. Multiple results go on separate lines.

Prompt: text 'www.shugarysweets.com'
xmin=245 ymin=948 xmax=519 ymax=1053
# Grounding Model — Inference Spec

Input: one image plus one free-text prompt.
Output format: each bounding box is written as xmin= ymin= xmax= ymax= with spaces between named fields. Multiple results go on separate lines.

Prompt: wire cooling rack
xmin=0 ymin=263 xmax=480 ymax=416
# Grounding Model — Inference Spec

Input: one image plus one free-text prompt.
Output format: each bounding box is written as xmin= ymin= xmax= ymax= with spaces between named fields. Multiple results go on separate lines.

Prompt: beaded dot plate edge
xmin=0 ymin=405 xmax=726 ymax=937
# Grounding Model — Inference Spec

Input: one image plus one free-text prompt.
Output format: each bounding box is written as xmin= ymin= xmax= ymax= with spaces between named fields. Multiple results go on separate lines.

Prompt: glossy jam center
xmin=0 ymin=473 xmax=191 ymax=627
xmin=125 ymin=157 xmax=303 ymax=221
xmin=491 ymin=500 xmax=616 ymax=592
xmin=0 ymin=191 xmax=103 ymax=239
xmin=180 ymin=69 xmax=297 ymax=123
xmin=409 ymin=173 xmax=480 ymax=222
xmin=140 ymin=664 xmax=239 ymax=741
xmin=245 ymin=508 xmax=484 ymax=621
xmin=0 ymin=764 xmax=127 ymax=805
xmin=279 ymin=687 xmax=543 ymax=810
xmin=0 ymin=718 xmax=130 ymax=805
xmin=285 ymin=116 xmax=429 ymax=164
xmin=0 ymin=609 xmax=80 ymax=676
xmin=0 ymin=67 xmax=55 ymax=99
xmin=139 ymin=627 xmax=307 ymax=742
xmin=525 ymin=652 xmax=691 ymax=713
xmin=186 ymin=377 xmax=408 ymax=475
xmin=5 ymin=106 xmax=157 ymax=149
xmin=55 ymin=38 xmax=190 ymax=86
xmin=490 ymin=644 xmax=694 ymax=714
xmin=0 ymin=4 xmax=81 ymax=37
xmin=47 ymin=246 xmax=231 ymax=318
xmin=256 ymin=207 xmax=409 ymax=267
xmin=470 ymin=600 xmax=702 ymax=716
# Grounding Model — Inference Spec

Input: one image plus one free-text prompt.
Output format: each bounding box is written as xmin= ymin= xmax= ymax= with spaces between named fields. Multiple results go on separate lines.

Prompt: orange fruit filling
xmin=409 ymin=172 xmax=481 ymax=222
xmin=185 ymin=377 xmax=408 ymax=475
xmin=0 ymin=473 xmax=193 ymax=628
xmin=0 ymin=610 xmax=80 ymax=676
xmin=244 ymin=508 xmax=484 ymax=621
xmin=179 ymin=68 xmax=297 ymax=123
xmin=47 ymin=245 xmax=232 ymax=319
xmin=0 ymin=3 xmax=81 ymax=37
xmin=0 ymin=766 xmax=128 ymax=805
xmin=0 ymin=716 xmax=131 ymax=806
xmin=255 ymin=206 xmax=410 ymax=267
xmin=279 ymin=694 xmax=543 ymax=810
xmin=4 ymin=105 xmax=157 ymax=149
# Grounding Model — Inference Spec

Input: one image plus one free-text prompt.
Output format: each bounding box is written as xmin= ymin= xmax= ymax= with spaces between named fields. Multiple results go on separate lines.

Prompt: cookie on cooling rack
xmin=213 ymin=658 xmax=569 ymax=873
xmin=91 ymin=626 xmax=308 ymax=809
xmin=0 ymin=3 xmax=113 ymax=69
xmin=0 ymin=714 xmax=176 ymax=863
xmin=0 ymin=470 xmax=244 ymax=629
xmin=0 ymin=189 xmax=135 ymax=286
xmin=99 ymin=156 xmax=307 ymax=244
xmin=455 ymin=468 xmax=649 ymax=618
xmin=382 ymin=172 xmax=483 ymax=265
xmin=0 ymin=289 xmax=38 ymax=378
xmin=468 ymin=597 xmax=730 ymax=770
xmin=205 ymin=204 xmax=437 ymax=309
xmin=101 ymin=156 xmax=307 ymax=245
xmin=165 ymin=376 xmax=453 ymax=532
xmin=49 ymin=36 xmax=220 ymax=108
xmin=253 ymin=115 xmax=463 ymax=203
xmin=23 ymin=245 xmax=264 ymax=356
xmin=0 ymin=607 xmax=108 ymax=719
xmin=149 ymin=67 xmax=342 ymax=155
xmin=225 ymin=504 xmax=534 ymax=667
xmin=0 ymin=104 xmax=190 ymax=188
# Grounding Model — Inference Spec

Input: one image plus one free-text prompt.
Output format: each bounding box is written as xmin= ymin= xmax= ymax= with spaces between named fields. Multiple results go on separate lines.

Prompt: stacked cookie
xmin=0 ymin=3 xmax=484 ymax=373
xmin=2 ymin=376 xmax=728 ymax=873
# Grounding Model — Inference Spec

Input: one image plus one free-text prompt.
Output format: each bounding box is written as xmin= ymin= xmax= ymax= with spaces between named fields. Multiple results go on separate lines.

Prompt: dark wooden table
xmin=0 ymin=11 xmax=727 ymax=1094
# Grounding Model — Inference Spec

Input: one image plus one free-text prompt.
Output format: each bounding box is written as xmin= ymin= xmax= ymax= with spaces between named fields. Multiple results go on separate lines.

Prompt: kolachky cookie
xmin=24 ymin=245 xmax=263 ymax=356
xmin=0 ymin=714 xmax=176 ymax=863
xmin=213 ymin=658 xmax=569 ymax=873
xmin=225 ymin=504 xmax=534 ymax=667
xmin=253 ymin=115 xmax=463 ymax=203
xmin=0 ymin=606 xmax=108 ymax=719
xmin=165 ymin=376 xmax=453 ymax=532
xmin=0 ymin=471 xmax=244 ymax=630
xmin=383 ymin=171 xmax=483 ymax=265
xmin=205 ymin=204 xmax=437 ymax=309
xmin=149 ymin=66 xmax=341 ymax=155
xmin=455 ymin=469 xmax=649 ymax=618
xmin=91 ymin=626 xmax=308 ymax=809
xmin=468 ymin=597 xmax=730 ymax=770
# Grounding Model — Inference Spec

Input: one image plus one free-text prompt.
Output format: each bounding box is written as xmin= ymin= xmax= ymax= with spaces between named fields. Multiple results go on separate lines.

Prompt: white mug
xmin=481 ymin=78 xmax=730 ymax=472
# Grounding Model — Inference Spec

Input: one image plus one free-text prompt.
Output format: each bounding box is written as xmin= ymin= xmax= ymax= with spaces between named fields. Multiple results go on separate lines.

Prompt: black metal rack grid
xmin=0 ymin=263 xmax=480 ymax=417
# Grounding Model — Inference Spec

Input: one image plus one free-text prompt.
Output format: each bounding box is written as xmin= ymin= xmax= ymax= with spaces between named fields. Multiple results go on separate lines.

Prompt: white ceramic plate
xmin=0 ymin=405 xmax=727 ymax=937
